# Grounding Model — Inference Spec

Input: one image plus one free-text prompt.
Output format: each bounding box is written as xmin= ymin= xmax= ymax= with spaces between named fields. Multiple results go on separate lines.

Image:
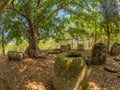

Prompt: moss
xmin=91 ymin=43 xmax=107 ymax=65
xmin=55 ymin=52 xmax=85 ymax=79
xmin=53 ymin=52 xmax=90 ymax=90
xmin=7 ymin=51 xmax=24 ymax=61
xmin=110 ymin=42 xmax=120 ymax=56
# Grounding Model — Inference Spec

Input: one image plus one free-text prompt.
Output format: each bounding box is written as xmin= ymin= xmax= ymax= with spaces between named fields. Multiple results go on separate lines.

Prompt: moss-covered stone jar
xmin=7 ymin=51 xmax=24 ymax=61
xmin=53 ymin=52 xmax=91 ymax=90
xmin=110 ymin=42 xmax=120 ymax=56
xmin=92 ymin=43 xmax=107 ymax=65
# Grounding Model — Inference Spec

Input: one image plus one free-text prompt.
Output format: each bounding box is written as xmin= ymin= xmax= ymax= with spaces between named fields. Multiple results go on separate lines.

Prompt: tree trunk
xmin=94 ymin=20 xmax=97 ymax=44
xmin=1 ymin=29 xmax=5 ymax=56
xmin=107 ymin=32 xmax=110 ymax=54
xmin=88 ymin=38 xmax=92 ymax=48
xmin=94 ymin=34 xmax=97 ymax=44
xmin=106 ymin=17 xmax=110 ymax=54
xmin=25 ymin=30 xmax=39 ymax=58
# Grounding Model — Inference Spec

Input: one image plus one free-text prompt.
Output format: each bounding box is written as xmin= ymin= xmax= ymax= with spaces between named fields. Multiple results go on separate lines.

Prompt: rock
xmin=117 ymin=73 xmax=120 ymax=78
xmin=52 ymin=52 xmax=91 ymax=90
xmin=117 ymin=75 xmax=120 ymax=78
xmin=110 ymin=42 xmax=120 ymax=56
xmin=114 ymin=56 xmax=120 ymax=61
xmin=77 ymin=44 xmax=85 ymax=51
xmin=91 ymin=43 xmax=107 ymax=65
xmin=104 ymin=65 xmax=119 ymax=73
xmin=7 ymin=51 xmax=25 ymax=61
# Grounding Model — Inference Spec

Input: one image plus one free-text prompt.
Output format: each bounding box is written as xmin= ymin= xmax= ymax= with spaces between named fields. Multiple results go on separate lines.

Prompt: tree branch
xmin=0 ymin=0 xmax=10 ymax=16
xmin=10 ymin=2 xmax=35 ymax=36
xmin=9 ymin=18 xmax=28 ymax=32
xmin=36 ymin=0 xmax=41 ymax=7
xmin=33 ymin=1 xmax=72 ymax=25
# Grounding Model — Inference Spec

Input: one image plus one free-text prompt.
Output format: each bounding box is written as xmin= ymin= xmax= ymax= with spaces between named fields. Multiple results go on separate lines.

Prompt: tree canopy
xmin=0 ymin=0 xmax=120 ymax=57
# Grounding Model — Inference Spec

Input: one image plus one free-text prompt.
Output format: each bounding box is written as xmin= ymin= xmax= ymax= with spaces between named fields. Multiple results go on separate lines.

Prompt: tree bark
xmin=94 ymin=20 xmax=97 ymax=44
xmin=94 ymin=34 xmax=97 ymax=44
xmin=105 ymin=15 xmax=110 ymax=54
xmin=1 ymin=29 xmax=5 ymax=56
xmin=107 ymin=32 xmax=110 ymax=54
xmin=25 ymin=30 xmax=40 ymax=57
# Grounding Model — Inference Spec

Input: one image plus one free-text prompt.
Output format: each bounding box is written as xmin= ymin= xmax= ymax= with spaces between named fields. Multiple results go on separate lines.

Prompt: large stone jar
xmin=53 ymin=52 xmax=90 ymax=90
xmin=110 ymin=42 xmax=120 ymax=56
xmin=92 ymin=43 xmax=107 ymax=65
xmin=7 ymin=51 xmax=25 ymax=61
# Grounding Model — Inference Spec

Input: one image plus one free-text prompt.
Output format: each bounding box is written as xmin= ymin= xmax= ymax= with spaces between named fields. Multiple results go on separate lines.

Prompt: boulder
xmin=91 ymin=43 xmax=107 ymax=65
xmin=110 ymin=42 xmax=120 ymax=56
xmin=7 ymin=51 xmax=25 ymax=61
xmin=53 ymin=52 xmax=91 ymax=90
xmin=77 ymin=44 xmax=85 ymax=51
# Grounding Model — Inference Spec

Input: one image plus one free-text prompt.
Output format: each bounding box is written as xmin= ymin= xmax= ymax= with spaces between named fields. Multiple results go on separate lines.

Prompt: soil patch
xmin=0 ymin=50 xmax=120 ymax=90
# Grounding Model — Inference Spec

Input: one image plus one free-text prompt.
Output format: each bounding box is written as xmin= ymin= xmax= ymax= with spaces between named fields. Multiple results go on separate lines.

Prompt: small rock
xmin=114 ymin=56 xmax=120 ymax=61
xmin=104 ymin=65 xmax=119 ymax=73
xmin=117 ymin=75 xmax=120 ymax=78
xmin=117 ymin=73 xmax=120 ymax=78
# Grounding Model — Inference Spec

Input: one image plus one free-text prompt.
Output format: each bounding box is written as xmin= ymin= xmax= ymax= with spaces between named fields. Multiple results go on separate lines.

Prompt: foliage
xmin=0 ymin=0 xmax=119 ymax=54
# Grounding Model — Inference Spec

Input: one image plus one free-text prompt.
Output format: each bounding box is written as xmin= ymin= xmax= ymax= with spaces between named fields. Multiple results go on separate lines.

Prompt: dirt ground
xmin=0 ymin=50 xmax=120 ymax=90
xmin=88 ymin=56 xmax=120 ymax=90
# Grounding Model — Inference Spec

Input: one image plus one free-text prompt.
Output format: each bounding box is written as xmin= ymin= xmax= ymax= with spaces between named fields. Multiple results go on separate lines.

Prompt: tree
xmin=66 ymin=0 xmax=101 ymax=47
xmin=3 ymin=0 xmax=83 ymax=57
xmin=0 ymin=0 xmax=10 ymax=56
xmin=99 ymin=0 xmax=120 ymax=53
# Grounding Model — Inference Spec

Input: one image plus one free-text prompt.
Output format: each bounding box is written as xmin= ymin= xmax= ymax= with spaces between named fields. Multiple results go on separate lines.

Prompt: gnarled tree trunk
xmin=1 ymin=29 xmax=5 ymax=56
xmin=25 ymin=30 xmax=40 ymax=58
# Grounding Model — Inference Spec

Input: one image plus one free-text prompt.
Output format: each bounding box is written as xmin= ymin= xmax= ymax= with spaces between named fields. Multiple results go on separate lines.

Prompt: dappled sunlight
xmin=26 ymin=82 xmax=47 ymax=90
xmin=24 ymin=58 xmax=37 ymax=63
xmin=0 ymin=55 xmax=55 ymax=90
xmin=0 ymin=0 xmax=119 ymax=89
xmin=19 ymin=65 xmax=28 ymax=73
xmin=0 ymin=50 xmax=120 ymax=90
xmin=88 ymin=82 xmax=101 ymax=90
xmin=88 ymin=82 xmax=113 ymax=90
